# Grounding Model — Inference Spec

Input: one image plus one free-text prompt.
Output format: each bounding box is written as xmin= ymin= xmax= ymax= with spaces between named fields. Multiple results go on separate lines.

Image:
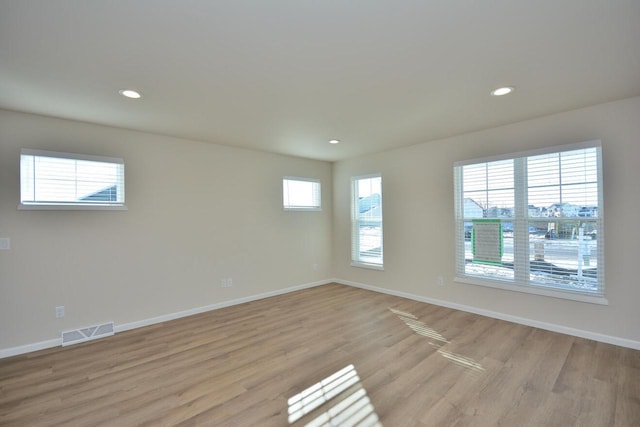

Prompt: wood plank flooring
xmin=1 ymin=283 xmax=639 ymax=426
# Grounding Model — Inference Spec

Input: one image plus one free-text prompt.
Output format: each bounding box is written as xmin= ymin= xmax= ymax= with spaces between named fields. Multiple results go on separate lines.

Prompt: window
xmin=20 ymin=149 xmax=126 ymax=210
xmin=283 ymin=177 xmax=321 ymax=211
xmin=454 ymin=141 xmax=605 ymax=304
xmin=352 ymin=174 xmax=383 ymax=269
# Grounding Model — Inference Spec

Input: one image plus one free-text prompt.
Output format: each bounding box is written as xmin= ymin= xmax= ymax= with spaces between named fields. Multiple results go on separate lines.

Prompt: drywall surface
xmin=0 ymin=110 xmax=332 ymax=350
xmin=333 ymin=96 xmax=640 ymax=344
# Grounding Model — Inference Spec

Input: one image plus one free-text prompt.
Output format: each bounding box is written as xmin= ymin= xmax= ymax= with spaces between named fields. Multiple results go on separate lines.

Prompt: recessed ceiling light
xmin=491 ymin=86 xmax=515 ymax=96
xmin=119 ymin=89 xmax=142 ymax=99
xmin=329 ymin=139 xmax=340 ymax=144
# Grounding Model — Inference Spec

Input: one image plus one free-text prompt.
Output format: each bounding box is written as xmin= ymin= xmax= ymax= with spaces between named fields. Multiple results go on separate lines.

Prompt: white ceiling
xmin=1 ymin=1 xmax=639 ymax=162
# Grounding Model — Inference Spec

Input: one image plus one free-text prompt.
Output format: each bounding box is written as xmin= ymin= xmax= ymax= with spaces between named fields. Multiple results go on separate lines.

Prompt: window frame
xmin=454 ymin=140 xmax=606 ymax=305
xmin=19 ymin=148 xmax=127 ymax=211
xmin=351 ymin=173 xmax=384 ymax=270
xmin=282 ymin=176 xmax=322 ymax=211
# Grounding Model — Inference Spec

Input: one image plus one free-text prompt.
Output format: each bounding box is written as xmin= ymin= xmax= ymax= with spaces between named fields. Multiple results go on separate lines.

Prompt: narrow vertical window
xmin=352 ymin=174 xmax=383 ymax=269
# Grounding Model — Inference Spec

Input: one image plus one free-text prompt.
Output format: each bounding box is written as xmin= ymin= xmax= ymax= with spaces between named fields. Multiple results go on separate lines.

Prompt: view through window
xmin=282 ymin=177 xmax=321 ymax=210
xmin=20 ymin=149 xmax=125 ymax=209
xmin=454 ymin=141 xmax=604 ymax=302
xmin=352 ymin=174 xmax=383 ymax=268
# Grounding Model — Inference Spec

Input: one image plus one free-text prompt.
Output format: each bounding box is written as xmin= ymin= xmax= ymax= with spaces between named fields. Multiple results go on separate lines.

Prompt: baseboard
xmin=4 ymin=277 xmax=637 ymax=358
xmin=0 ymin=338 xmax=62 ymax=359
xmin=334 ymin=278 xmax=640 ymax=351
xmin=0 ymin=279 xmax=332 ymax=359
xmin=116 ymin=279 xmax=332 ymax=333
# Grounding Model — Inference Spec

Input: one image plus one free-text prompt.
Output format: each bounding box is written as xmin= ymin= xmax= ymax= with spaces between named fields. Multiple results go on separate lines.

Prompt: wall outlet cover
xmin=0 ymin=238 xmax=10 ymax=250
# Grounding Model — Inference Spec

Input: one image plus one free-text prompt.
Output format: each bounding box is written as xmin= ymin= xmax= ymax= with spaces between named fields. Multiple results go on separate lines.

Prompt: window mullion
xmin=513 ymin=157 xmax=528 ymax=285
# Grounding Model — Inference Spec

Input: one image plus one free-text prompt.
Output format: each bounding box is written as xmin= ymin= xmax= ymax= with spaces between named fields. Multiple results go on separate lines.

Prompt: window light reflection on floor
xmin=389 ymin=307 xmax=485 ymax=374
xmin=288 ymin=364 xmax=382 ymax=426
xmin=437 ymin=349 xmax=485 ymax=373
xmin=389 ymin=308 xmax=449 ymax=343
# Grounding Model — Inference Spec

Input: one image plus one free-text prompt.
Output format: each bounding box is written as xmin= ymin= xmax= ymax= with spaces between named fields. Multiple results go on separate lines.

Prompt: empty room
xmin=1 ymin=1 xmax=639 ymax=426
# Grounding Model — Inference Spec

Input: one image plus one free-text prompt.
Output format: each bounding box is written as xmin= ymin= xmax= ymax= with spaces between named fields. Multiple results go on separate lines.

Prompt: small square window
xmin=283 ymin=177 xmax=321 ymax=211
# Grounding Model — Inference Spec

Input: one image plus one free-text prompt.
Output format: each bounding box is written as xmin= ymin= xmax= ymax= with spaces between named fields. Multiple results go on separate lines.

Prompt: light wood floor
xmin=1 ymin=283 xmax=639 ymax=426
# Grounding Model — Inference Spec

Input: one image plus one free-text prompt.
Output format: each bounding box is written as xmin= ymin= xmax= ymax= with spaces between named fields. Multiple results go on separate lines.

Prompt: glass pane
xmin=560 ymin=183 xmax=598 ymax=210
xmin=284 ymin=179 xmax=320 ymax=208
xmin=487 ymin=160 xmax=513 ymax=190
xmin=462 ymin=163 xmax=487 ymax=192
xmin=529 ymin=219 xmax=599 ymax=292
xmin=358 ymin=222 xmax=383 ymax=264
xmin=528 ymin=185 xmax=560 ymax=215
xmin=463 ymin=160 xmax=513 ymax=219
xmin=528 ymin=153 xmax=560 ymax=187
xmin=463 ymin=194 xmax=485 ymax=218
xmin=561 ymin=148 xmax=598 ymax=185
xmin=485 ymin=189 xmax=514 ymax=218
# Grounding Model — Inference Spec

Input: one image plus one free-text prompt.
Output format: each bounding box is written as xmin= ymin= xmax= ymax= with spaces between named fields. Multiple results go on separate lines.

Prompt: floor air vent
xmin=62 ymin=322 xmax=114 ymax=346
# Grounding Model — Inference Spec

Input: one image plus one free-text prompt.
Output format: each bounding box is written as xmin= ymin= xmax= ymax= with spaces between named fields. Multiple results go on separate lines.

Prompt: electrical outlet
xmin=220 ymin=278 xmax=234 ymax=288
xmin=227 ymin=278 xmax=233 ymax=287
xmin=436 ymin=275 xmax=444 ymax=287
xmin=0 ymin=238 xmax=10 ymax=250
xmin=312 ymin=263 xmax=318 ymax=272
xmin=55 ymin=306 xmax=65 ymax=318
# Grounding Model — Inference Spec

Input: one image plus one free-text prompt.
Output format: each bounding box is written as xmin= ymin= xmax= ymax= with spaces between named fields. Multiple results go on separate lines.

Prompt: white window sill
xmin=351 ymin=261 xmax=384 ymax=271
xmin=454 ymin=276 xmax=608 ymax=305
xmin=19 ymin=203 xmax=128 ymax=211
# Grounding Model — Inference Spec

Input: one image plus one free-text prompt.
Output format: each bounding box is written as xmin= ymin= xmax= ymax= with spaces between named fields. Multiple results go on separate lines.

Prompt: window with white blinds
xmin=352 ymin=174 xmax=383 ymax=269
xmin=454 ymin=141 xmax=605 ymax=304
xmin=282 ymin=177 xmax=321 ymax=211
xmin=20 ymin=149 xmax=126 ymax=210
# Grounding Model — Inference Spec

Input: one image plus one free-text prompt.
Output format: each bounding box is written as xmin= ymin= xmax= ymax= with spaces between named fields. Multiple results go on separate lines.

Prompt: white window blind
xmin=351 ymin=174 xmax=383 ymax=269
xmin=20 ymin=149 xmax=126 ymax=209
xmin=454 ymin=141 xmax=605 ymax=304
xmin=283 ymin=177 xmax=321 ymax=210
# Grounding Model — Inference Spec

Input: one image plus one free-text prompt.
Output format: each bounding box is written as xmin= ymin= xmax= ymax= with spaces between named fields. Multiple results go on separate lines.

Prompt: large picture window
xmin=352 ymin=174 xmax=383 ymax=269
xmin=20 ymin=149 xmax=126 ymax=210
xmin=454 ymin=141 xmax=605 ymax=304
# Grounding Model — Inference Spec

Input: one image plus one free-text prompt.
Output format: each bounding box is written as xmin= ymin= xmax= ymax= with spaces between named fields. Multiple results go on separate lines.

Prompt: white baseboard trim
xmin=116 ymin=279 xmax=331 ymax=334
xmin=334 ymin=278 xmax=640 ymax=351
xmin=0 ymin=279 xmax=332 ymax=359
xmin=4 ymin=278 xmax=638 ymax=357
xmin=0 ymin=338 xmax=62 ymax=359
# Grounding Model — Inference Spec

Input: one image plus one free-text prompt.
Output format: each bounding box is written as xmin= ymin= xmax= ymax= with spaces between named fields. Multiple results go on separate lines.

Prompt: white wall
xmin=0 ymin=110 xmax=333 ymax=350
xmin=3 ymin=97 xmax=640 ymax=354
xmin=333 ymin=96 xmax=640 ymax=345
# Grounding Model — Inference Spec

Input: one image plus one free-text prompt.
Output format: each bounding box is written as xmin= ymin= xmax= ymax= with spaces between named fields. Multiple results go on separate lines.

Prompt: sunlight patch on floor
xmin=288 ymin=364 xmax=383 ymax=426
xmin=389 ymin=307 xmax=485 ymax=374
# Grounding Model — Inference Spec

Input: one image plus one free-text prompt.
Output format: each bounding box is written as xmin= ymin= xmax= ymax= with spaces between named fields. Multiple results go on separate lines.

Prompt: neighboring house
xmin=486 ymin=206 xmax=513 ymax=218
xmin=578 ymin=206 xmax=598 ymax=217
xmin=528 ymin=205 xmax=542 ymax=217
xmin=464 ymin=198 xmax=484 ymax=219
xmin=81 ymin=185 xmax=118 ymax=202
xmin=547 ymin=203 xmax=581 ymax=217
